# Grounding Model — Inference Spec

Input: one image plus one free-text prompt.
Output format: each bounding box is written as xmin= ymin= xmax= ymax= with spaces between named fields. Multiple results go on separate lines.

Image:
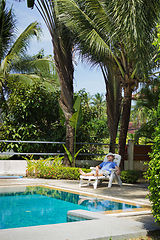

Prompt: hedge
xmin=26 ymin=159 xmax=140 ymax=184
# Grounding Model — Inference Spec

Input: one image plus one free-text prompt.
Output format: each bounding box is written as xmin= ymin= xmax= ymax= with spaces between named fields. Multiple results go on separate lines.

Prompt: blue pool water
xmin=0 ymin=186 xmax=141 ymax=229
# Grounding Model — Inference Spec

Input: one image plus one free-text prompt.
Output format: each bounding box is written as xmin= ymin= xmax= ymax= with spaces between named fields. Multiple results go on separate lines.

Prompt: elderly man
xmin=79 ymin=152 xmax=120 ymax=177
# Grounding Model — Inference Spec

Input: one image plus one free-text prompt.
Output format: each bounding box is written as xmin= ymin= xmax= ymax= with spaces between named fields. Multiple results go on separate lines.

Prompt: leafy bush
xmin=26 ymin=155 xmax=64 ymax=177
xmin=0 ymin=82 xmax=65 ymax=156
xmin=26 ymin=156 xmax=90 ymax=179
xmin=27 ymin=157 xmax=141 ymax=184
xmin=38 ymin=166 xmax=80 ymax=180
xmin=26 ymin=156 xmax=141 ymax=183
xmin=144 ymin=98 xmax=160 ymax=225
xmin=39 ymin=166 xmax=91 ymax=180
xmin=146 ymin=151 xmax=160 ymax=224
xmin=120 ymin=170 xmax=140 ymax=184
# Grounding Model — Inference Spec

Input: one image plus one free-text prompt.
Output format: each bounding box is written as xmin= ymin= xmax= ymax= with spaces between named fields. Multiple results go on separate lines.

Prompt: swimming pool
xmin=0 ymin=186 xmax=141 ymax=229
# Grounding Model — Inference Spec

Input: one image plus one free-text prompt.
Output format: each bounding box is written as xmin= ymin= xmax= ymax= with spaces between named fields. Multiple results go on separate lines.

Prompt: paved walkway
xmin=0 ymin=178 xmax=160 ymax=240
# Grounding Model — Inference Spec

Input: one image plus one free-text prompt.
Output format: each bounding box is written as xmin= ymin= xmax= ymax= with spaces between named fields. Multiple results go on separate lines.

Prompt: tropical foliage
xmin=143 ymin=25 xmax=160 ymax=224
xmin=131 ymin=78 xmax=160 ymax=144
xmin=0 ymin=0 xmax=16 ymax=62
xmin=26 ymin=0 xmax=75 ymax=166
xmin=0 ymin=0 xmax=59 ymax=114
xmin=26 ymin=157 xmax=140 ymax=184
xmin=57 ymin=0 xmax=160 ymax=168
xmin=90 ymin=93 xmax=105 ymax=120
xmin=74 ymin=89 xmax=109 ymax=159
xmin=145 ymin=96 xmax=160 ymax=225
xmin=0 ymin=82 xmax=65 ymax=156
xmin=0 ymin=82 xmax=109 ymax=159
xmin=120 ymin=170 xmax=140 ymax=184
xmin=0 ymin=0 xmax=40 ymax=110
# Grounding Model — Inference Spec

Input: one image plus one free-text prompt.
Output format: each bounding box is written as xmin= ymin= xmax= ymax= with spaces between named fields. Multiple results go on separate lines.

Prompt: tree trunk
xmin=52 ymin=36 xmax=74 ymax=166
xmin=102 ymin=65 xmax=122 ymax=153
xmin=65 ymin=121 xmax=74 ymax=166
xmin=0 ymin=84 xmax=8 ymax=116
xmin=118 ymin=86 xmax=132 ymax=170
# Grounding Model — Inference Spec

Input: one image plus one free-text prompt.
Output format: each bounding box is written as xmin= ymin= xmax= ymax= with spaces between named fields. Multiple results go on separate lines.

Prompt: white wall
xmin=0 ymin=160 xmax=27 ymax=176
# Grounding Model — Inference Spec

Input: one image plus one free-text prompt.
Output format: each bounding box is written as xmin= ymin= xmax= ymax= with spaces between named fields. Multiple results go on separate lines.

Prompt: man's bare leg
xmin=94 ymin=169 xmax=103 ymax=177
xmin=79 ymin=169 xmax=94 ymax=176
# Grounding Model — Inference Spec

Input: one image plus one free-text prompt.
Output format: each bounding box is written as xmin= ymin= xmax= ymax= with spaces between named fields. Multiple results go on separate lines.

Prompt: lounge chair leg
xmin=108 ymin=172 xmax=114 ymax=188
xmin=108 ymin=181 xmax=112 ymax=188
xmin=79 ymin=178 xmax=83 ymax=187
xmin=114 ymin=173 xmax=122 ymax=187
xmin=93 ymin=179 xmax=98 ymax=189
xmin=118 ymin=176 xmax=122 ymax=186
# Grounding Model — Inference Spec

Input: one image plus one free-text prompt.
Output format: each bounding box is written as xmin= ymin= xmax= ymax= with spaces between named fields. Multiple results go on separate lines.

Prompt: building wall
xmin=124 ymin=144 xmax=152 ymax=171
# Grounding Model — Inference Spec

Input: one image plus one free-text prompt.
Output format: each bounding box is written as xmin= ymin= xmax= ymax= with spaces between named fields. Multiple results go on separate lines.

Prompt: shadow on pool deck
xmin=0 ymin=178 xmax=159 ymax=240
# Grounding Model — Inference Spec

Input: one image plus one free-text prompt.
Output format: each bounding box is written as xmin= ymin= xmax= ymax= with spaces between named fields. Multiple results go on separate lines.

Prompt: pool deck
xmin=0 ymin=178 xmax=160 ymax=240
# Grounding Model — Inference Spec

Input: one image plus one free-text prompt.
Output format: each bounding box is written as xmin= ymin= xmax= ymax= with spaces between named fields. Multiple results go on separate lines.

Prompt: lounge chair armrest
xmin=110 ymin=168 xmax=117 ymax=172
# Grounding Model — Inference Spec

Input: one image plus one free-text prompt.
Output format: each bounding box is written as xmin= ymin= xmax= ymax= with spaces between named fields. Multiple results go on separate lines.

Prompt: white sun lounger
xmin=79 ymin=154 xmax=122 ymax=189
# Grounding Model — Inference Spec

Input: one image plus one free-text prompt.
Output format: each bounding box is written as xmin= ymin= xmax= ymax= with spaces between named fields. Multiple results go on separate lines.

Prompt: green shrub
xmin=26 ymin=155 xmax=64 ymax=177
xmin=145 ymin=151 xmax=160 ymax=225
xmin=26 ymin=156 xmax=91 ymax=179
xmin=37 ymin=166 xmax=91 ymax=180
xmin=27 ymin=157 xmax=140 ymax=183
xmin=144 ymin=99 xmax=160 ymax=225
xmin=120 ymin=170 xmax=140 ymax=184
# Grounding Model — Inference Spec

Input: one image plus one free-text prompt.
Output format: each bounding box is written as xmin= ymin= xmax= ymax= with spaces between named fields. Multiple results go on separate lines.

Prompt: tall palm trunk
xmin=101 ymin=64 xmax=122 ymax=153
xmin=0 ymin=82 xmax=8 ymax=116
xmin=52 ymin=36 xmax=74 ymax=166
xmin=118 ymin=86 xmax=132 ymax=170
xmin=27 ymin=0 xmax=75 ymax=166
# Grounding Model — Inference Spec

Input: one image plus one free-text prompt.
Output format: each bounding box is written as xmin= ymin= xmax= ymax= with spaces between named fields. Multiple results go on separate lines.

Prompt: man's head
xmin=107 ymin=152 xmax=114 ymax=162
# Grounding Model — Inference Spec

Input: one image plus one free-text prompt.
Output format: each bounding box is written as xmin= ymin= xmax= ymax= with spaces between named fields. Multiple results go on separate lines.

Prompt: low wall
xmin=0 ymin=155 xmax=149 ymax=176
xmin=0 ymin=160 xmax=27 ymax=176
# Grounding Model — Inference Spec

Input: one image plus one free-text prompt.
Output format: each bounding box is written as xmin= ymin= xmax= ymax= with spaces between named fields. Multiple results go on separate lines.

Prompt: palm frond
xmin=8 ymin=73 xmax=59 ymax=92
xmin=1 ymin=21 xmax=42 ymax=76
xmin=0 ymin=0 xmax=17 ymax=61
xmin=57 ymin=0 xmax=159 ymax=78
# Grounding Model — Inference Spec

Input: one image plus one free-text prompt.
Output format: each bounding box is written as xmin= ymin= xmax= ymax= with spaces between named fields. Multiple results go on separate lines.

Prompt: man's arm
xmin=96 ymin=162 xmax=103 ymax=169
xmin=95 ymin=165 xmax=101 ymax=171
xmin=115 ymin=166 xmax=120 ymax=175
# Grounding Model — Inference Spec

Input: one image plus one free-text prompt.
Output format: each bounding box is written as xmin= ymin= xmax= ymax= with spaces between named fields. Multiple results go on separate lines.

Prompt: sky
xmin=7 ymin=0 xmax=106 ymax=96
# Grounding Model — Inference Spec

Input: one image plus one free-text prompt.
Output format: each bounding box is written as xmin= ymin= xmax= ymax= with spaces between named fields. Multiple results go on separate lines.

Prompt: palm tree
xmin=0 ymin=20 xmax=56 ymax=101
xmin=25 ymin=0 xmax=75 ymax=166
xmin=0 ymin=0 xmax=16 ymax=113
xmin=0 ymin=0 xmax=16 ymax=62
xmin=0 ymin=0 xmax=43 ymax=113
xmin=0 ymin=0 xmax=60 ymax=133
xmin=91 ymin=93 xmax=105 ymax=119
xmin=56 ymin=0 xmax=159 ymax=168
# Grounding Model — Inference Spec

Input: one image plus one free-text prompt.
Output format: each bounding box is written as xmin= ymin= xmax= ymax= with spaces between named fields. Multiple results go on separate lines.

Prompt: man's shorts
xmin=91 ymin=169 xmax=110 ymax=177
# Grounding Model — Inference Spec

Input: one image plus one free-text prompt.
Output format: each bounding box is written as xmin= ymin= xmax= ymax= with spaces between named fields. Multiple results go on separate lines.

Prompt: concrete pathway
xmin=0 ymin=178 xmax=160 ymax=240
